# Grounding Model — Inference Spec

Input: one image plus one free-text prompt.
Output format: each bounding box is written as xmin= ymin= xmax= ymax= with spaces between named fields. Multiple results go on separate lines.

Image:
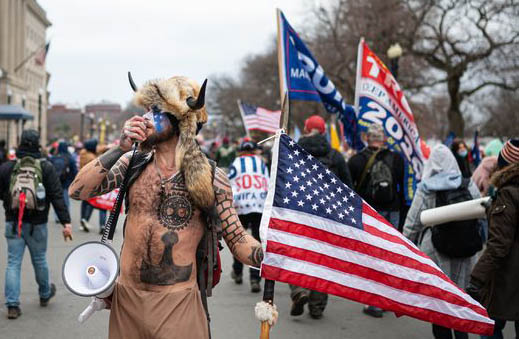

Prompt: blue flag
xmin=277 ymin=10 xmax=360 ymax=147
xmin=471 ymin=130 xmax=481 ymax=167
xmin=444 ymin=132 xmax=456 ymax=148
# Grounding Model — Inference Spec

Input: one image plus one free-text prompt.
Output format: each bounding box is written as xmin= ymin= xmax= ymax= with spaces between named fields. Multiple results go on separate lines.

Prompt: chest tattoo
xmin=157 ymin=173 xmax=194 ymax=231
xmin=140 ymin=230 xmax=192 ymax=285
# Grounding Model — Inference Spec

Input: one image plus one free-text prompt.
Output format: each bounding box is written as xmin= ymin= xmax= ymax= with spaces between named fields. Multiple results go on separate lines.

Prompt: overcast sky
xmin=39 ymin=0 xmax=316 ymax=108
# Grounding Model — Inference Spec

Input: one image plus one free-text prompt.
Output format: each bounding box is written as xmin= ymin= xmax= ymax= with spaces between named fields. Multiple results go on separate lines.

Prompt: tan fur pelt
xmin=133 ymin=76 xmax=214 ymax=209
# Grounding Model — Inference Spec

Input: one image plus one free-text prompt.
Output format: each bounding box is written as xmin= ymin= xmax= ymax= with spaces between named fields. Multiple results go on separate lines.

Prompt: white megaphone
xmin=62 ymin=241 xmax=119 ymax=323
xmin=420 ymin=196 xmax=490 ymax=226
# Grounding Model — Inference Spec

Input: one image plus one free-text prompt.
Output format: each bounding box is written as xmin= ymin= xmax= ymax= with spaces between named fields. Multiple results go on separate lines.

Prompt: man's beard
xmin=140 ymin=114 xmax=179 ymax=152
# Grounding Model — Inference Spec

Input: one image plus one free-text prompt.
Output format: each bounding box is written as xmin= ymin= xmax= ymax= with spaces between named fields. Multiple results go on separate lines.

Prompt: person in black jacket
xmin=0 ymin=130 xmax=72 ymax=319
xmin=348 ymin=123 xmax=405 ymax=319
xmin=289 ymin=115 xmax=353 ymax=320
xmin=50 ymin=141 xmax=78 ymax=221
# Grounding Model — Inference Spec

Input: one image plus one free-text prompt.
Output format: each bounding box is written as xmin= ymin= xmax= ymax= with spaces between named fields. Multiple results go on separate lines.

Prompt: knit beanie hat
xmin=498 ymin=138 xmax=519 ymax=168
xmin=304 ymin=115 xmax=326 ymax=135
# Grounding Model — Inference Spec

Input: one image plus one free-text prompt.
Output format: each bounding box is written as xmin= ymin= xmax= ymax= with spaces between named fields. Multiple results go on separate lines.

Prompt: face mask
xmin=143 ymin=108 xmax=171 ymax=133
xmin=458 ymin=149 xmax=468 ymax=158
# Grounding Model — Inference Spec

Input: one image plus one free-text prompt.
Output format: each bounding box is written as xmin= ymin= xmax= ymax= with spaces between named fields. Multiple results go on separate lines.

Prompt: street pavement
xmin=0 ymin=200 xmax=513 ymax=339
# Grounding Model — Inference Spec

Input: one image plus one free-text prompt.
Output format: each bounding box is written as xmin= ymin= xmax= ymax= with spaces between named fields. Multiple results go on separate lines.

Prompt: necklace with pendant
xmin=154 ymin=156 xmax=194 ymax=231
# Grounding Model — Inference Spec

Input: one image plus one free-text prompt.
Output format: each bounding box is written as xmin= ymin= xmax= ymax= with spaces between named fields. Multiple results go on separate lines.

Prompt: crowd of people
xmin=0 ymin=112 xmax=517 ymax=338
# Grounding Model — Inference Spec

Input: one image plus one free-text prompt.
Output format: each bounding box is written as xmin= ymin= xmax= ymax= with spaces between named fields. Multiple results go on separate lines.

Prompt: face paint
xmin=143 ymin=108 xmax=171 ymax=133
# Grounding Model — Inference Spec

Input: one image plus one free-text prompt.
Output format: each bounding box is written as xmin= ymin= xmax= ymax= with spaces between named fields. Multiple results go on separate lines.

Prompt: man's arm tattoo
xmin=70 ymin=185 xmax=85 ymax=199
xmin=95 ymin=147 xmax=126 ymax=172
xmin=248 ymin=246 xmax=264 ymax=267
xmin=88 ymin=158 xmax=129 ymax=198
xmin=215 ymin=169 xmax=247 ymax=252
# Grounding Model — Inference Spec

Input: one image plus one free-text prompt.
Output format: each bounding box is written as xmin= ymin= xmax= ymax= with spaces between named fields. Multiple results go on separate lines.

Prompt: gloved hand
xmin=466 ymin=279 xmax=484 ymax=303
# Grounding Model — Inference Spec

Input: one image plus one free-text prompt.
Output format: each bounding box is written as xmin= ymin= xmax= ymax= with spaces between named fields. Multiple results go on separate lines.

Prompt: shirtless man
xmin=69 ymin=75 xmax=263 ymax=339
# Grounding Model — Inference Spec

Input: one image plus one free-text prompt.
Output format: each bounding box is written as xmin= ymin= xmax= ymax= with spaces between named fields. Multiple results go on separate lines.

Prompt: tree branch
xmin=460 ymin=81 xmax=519 ymax=98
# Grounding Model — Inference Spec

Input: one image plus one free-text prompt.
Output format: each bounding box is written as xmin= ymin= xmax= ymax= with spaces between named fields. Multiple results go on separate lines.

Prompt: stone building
xmin=0 ymin=0 xmax=51 ymax=149
xmin=47 ymin=104 xmax=82 ymax=141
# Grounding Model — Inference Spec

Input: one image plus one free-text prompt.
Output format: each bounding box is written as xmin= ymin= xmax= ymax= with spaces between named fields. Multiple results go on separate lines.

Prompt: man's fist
xmin=63 ymin=223 xmax=73 ymax=241
xmin=120 ymin=115 xmax=154 ymax=152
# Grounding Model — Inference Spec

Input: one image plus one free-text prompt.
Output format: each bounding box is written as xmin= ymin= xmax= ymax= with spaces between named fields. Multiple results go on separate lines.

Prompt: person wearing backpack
xmin=467 ymin=138 xmax=519 ymax=339
xmin=0 ymin=130 xmax=73 ymax=320
xmin=403 ymin=144 xmax=485 ymax=339
xmin=49 ymin=141 xmax=78 ymax=216
xmin=348 ymin=123 xmax=405 ymax=318
xmin=288 ymin=115 xmax=353 ymax=320
xmin=68 ymin=76 xmax=267 ymax=339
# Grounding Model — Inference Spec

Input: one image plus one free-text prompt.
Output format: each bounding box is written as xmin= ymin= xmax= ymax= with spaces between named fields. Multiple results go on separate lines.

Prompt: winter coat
xmin=298 ymin=133 xmax=352 ymax=188
xmin=471 ymin=162 xmax=519 ymax=320
xmin=0 ymin=158 xmax=71 ymax=225
xmin=348 ymin=146 xmax=405 ymax=211
xmin=471 ymin=156 xmax=497 ymax=196
xmin=403 ymin=172 xmax=483 ymax=289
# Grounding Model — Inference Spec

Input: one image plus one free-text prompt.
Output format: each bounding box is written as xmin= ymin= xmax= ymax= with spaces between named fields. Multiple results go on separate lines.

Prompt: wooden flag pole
xmin=259 ymin=11 xmax=289 ymax=339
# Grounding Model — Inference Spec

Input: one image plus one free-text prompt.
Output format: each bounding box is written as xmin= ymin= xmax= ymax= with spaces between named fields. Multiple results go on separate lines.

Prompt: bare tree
xmin=404 ymin=0 xmax=519 ymax=136
xmin=207 ymin=44 xmax=280 ymax=139
xmin=482 ymin=89 xmax=519 ymax=138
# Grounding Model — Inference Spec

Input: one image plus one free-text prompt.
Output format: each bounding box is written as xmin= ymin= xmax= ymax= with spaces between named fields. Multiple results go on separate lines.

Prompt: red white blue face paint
xmin=143 ymin=108 xmax=171 ymax=133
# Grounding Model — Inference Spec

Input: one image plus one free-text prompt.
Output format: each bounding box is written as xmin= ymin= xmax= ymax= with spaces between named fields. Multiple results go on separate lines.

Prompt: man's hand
xmin=120 ymin=115 xmax=154 ymax=152
xmin=63 ymin=223 xmax=73 ymax=241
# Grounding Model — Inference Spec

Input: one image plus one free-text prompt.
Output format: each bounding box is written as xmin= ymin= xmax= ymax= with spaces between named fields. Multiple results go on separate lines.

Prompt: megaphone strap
xmin=101 ymin=143 xmax=139 ymax=243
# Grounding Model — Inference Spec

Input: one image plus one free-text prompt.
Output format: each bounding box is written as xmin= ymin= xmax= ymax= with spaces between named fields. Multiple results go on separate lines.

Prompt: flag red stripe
xmin=244 ymin=116 xmax=279 ymax=123
xmin=269 ymin=218 xmax=448 ymax=280
xmin=261 ymin=265 xmax=494 ymax=336
xmin=266 ymin=240 xmax=488 ymax=317
xmin=362 ymin=204 xmax=432 ymax=260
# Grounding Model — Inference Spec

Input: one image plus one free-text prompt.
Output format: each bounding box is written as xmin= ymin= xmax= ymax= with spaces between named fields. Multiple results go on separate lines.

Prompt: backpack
xmin=431 ymin=178 xmax=483 ymax=258
xmin=50 ymin=155 xmax=70 ymax=184
xmin=357 ymin=149 xmax=394 ymax=204
xmin=9 ymin=156 xmax=45 ymax=211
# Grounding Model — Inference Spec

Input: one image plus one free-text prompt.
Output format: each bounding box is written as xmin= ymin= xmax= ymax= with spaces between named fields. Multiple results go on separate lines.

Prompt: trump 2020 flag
xmin=354 ymin=39 xmax=425 ymax=204
xmin=259 ymin=132 xmax=494 ymax=335
xmin=276 ymin=10 xmax=360 ymax=147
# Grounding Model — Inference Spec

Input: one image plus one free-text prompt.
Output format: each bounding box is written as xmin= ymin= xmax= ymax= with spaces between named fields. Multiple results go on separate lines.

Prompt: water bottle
xmin=36 ymin=182 xmax=46 ymax=211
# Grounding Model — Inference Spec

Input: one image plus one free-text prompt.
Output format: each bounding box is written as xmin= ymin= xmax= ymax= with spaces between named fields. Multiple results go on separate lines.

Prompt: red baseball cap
xmin=304 ymin=115 xmax=326 ymax=134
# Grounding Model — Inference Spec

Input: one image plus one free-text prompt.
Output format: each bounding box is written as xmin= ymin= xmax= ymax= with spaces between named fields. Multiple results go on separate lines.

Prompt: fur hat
xmin=129 ymin=72 xmax=214 ymax=209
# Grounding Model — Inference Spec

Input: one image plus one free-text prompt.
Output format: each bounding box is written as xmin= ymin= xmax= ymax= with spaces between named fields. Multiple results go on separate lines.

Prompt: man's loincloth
xmin=109 ymin=282 xmax=209 ymax=339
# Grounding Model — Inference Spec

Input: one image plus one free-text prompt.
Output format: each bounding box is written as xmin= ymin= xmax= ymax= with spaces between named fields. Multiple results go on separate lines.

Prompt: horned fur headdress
xmin=128 ymin=72 xmax=214 ymax=209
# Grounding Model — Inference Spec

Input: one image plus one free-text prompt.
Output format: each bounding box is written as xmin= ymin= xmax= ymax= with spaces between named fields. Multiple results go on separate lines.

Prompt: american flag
xmin=237 ymin=101 xmax=281 ymax=134
xmin=35 ymin=42 xmax=50 ymax=66
xmin=259 ymin=133 xmax=494 ymax=335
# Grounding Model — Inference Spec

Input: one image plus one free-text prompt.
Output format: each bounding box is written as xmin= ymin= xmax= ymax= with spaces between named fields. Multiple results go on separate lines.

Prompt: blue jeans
xmin=4 ymin=222 xmax=50 ymax=307
xmin=481 ymin=319 xmax=519 ymax=339
xmin=81 ymin=201 xmax=107 ymax=231
xmin=378 ymin=210 xmax=400 ymax=229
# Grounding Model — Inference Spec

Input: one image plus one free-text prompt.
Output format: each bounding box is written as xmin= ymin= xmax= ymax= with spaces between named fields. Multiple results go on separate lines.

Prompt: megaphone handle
xmin=78 ymin=297 xmax=106 ymax=323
